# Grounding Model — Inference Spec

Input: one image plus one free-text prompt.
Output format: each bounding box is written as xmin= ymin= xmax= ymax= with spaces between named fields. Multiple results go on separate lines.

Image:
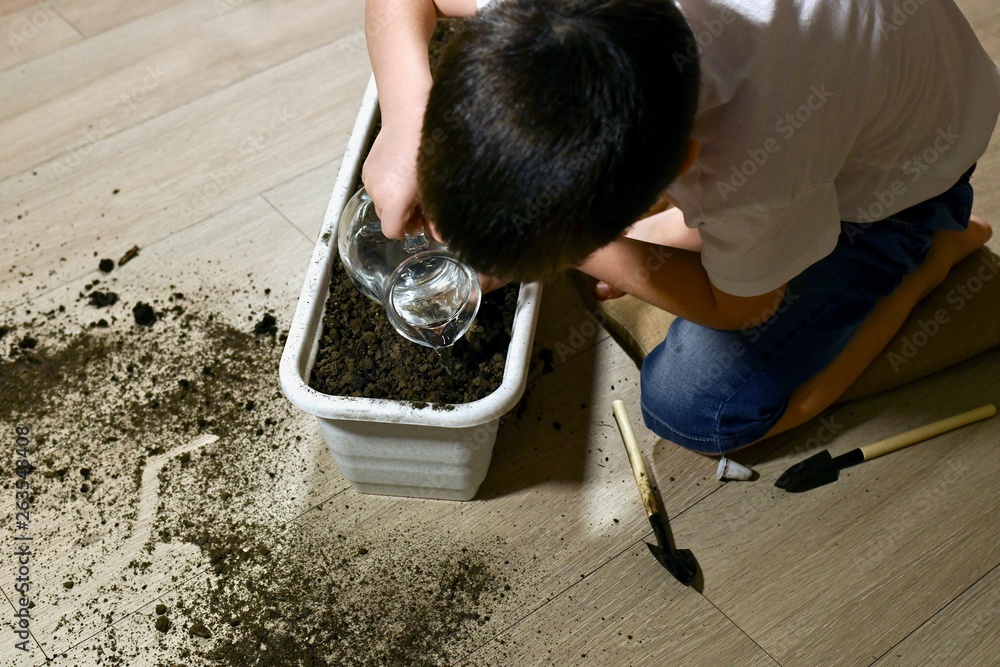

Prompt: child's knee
xmin=639 ymin=384 xmax=783 ymax=454
xmin=639 ymin=339 xmax=785 ymax=454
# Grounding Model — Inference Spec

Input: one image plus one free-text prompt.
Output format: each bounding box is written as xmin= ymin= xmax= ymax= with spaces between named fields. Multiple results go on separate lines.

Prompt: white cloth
xmin=668 ymin=0 xmax=1000 ymax=295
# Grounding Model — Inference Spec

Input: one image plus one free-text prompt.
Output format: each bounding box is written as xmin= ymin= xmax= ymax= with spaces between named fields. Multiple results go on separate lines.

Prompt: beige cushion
xmin=577 ymin=248 xmax=1000 ymax=403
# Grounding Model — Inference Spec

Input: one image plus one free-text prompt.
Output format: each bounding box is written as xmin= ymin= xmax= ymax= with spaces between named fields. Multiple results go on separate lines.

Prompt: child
xmin=362 ymin=0 xmax=999 ymax=454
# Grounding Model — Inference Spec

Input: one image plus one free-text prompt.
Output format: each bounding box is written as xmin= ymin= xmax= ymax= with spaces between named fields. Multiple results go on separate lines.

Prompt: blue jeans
xmin=640 ymin=166 xmax=975 ymax=454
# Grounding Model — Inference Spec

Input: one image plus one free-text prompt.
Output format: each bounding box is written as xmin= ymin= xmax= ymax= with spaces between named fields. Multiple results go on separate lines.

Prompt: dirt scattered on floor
xmin=252 ymin=312 xmax=277 ymax=338
xmin=0 ymin=21 xmax=522 ymax=667
xmin=88 ymin=290 xmax=119 ymax=307
xmin=132 ymin=301 xmax=157 ymax=326
xmin=2 ymin=271 xmax=514 ymax=665
xmin=156 ymin=523 xmax=511 ymax=667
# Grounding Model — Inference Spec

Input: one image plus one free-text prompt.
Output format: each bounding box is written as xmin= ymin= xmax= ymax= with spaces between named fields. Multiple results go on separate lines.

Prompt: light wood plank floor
xmin=2 ymin=1 xmax=998 ymax=665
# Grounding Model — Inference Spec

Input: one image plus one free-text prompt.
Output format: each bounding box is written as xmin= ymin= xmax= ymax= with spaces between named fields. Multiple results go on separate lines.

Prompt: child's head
xmin=417 ymin=0 xmax=700 ymax=280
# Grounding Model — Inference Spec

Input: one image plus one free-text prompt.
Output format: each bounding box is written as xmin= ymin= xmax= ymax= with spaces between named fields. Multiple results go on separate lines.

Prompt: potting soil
xmin=309 ymin=256 xmax=520 ymax=404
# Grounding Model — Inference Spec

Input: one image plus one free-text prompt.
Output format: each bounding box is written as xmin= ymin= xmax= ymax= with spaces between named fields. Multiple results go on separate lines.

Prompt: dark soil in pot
xmin=309 ymin=259 xmax=520 ymax=405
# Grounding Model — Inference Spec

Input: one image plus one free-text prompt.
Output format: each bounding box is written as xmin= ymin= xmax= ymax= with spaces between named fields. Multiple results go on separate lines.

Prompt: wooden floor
xmin=2 ymin=1 xmax=999 ymax=665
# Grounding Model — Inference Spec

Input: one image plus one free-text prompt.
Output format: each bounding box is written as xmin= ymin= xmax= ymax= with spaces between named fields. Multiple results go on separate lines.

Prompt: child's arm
xmin=362 ymin=0 xmax=478 ymax=239
xmin=624 ymin=207 xmax=702 ymax=251
xmin=577 ymin=237 xmax=788 ymax=331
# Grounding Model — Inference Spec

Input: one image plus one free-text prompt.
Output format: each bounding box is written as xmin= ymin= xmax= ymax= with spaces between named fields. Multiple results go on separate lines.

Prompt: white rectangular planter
xmin=279 ymin=76 xmax=542 ymax=501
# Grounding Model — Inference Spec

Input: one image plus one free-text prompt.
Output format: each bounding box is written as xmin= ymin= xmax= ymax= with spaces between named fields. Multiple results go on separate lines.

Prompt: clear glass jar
xmin=337 ymin=187 xmax=482 ymax=348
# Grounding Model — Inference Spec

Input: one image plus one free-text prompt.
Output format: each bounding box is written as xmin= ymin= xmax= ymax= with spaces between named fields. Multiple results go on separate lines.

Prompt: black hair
xmin=417 ymin=0 xmax=700 ymax=280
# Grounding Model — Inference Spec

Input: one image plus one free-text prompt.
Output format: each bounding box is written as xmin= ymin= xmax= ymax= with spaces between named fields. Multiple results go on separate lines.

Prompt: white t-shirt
xmin=668 ymin=0 xmax=1000 ymax=295
xmin=473 ymin=0 xmax=1000 ymax=296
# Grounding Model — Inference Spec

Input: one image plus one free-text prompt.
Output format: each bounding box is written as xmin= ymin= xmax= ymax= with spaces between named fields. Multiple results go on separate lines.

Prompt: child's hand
xmin=362 ymin=116 xmax=425 ymax=240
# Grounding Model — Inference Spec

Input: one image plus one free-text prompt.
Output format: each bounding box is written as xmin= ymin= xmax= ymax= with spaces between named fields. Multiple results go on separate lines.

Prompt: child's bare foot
xmin=918 ymin=214 xmax=992 ymax=300
xmin=928 ymin=214 xmax=992 ymax=270
xmin=963 ymin=213 xmax=992 ymax=247
xmin=968 ymin=213 xmax=992 ymax=244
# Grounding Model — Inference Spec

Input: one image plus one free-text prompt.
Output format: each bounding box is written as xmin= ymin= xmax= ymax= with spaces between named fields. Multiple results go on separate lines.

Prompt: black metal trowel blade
xmin=774 ymin=449 xmax=839 ymax=492
xmin=646 ymin=542 xmax=698 ymax=587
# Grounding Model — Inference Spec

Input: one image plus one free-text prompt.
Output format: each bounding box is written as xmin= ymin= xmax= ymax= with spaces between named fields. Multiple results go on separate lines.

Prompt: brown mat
xmin=576 ymin=248 xmax=1000 ymax=404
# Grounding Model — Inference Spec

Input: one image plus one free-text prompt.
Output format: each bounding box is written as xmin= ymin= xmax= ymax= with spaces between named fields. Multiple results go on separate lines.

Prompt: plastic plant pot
xmin=279 ymin=76 xmax=542 ymax=501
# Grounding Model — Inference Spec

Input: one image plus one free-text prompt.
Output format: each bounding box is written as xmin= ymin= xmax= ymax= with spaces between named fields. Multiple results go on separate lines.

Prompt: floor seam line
xmin=700 ymin=594 xmax=783 ymax=666
xmin=457 ymin=535 xmax=653 ymax=664
xmin=865 ymin=559 xmax=1000 ymax=666
xmin=260 ymin=194 xmax=317 ymax=245
xmin=52 ymin=5 xmax=86 ymax=41
xmin=4 ymin=30 xmax=363 ymax=181
xmin=0 ymin=194 xmax=279 ymax=320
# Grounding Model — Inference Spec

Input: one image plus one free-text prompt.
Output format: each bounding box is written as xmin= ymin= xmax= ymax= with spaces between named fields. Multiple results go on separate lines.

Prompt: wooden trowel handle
xmin=612 ymin=399 xmax=659 ymax=518
xmin=860 ymin=404 xmax=996 ymax=461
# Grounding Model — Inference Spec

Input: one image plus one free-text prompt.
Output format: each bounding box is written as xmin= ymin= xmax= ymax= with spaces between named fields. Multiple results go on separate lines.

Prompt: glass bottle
xmin=337 ymin=187 xmax=482 ymax=348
